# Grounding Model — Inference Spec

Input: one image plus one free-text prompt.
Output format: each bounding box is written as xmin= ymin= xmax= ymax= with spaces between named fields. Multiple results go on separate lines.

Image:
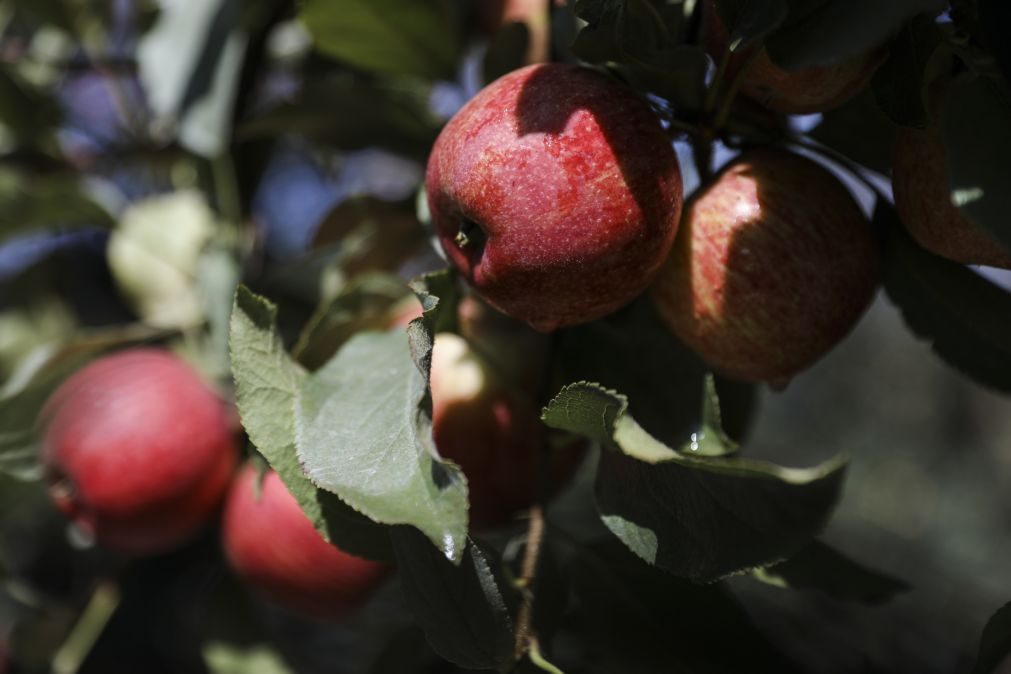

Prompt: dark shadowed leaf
xmin=0 ymin=67 xmax=61 ymax=147
xmin=879 ymin=203 xmax=1011 ymax=392
xmin=0 ymin=170 xmax=115 ymax=238
xmin=483 ymin=22 xmax=531 ymax=85
xmin=299 ymin=0 xmax=461 ymax=80
xmin=713 ymin=0 xmax=788 ymax=51
xmin=543 ymin=383 xmax=845 ymax=582
xmin=979 ymin=0 xmax=1011 ymax=85
xmin=229 ymin=286 xmax=394 ymax=561
xmin=292 ymin=273 xmax=409 ymax=371
xmin=754 ymin=540 xmax=910 ymax=603
xmin=237 ymin=76 xmax=439 ymax=158
xmin=941 ymin=74 xmax=1011 ymax=256
xmin=972 ymin=602 xmax=1011 ymax=674
xmin=765 ymin=0 xmax=945 ymax=70
xmin=808 ymin=88 xmax=899 ymax=174
xmin=557 ymin=297 xmax=757 ymax=448
xmin=391 ymin=527 xmax=514 ymax=672
xmin=871 ymin=15 xmax=943 ymax=128
xmin=556 ymin=538 xmax=803 ymax=673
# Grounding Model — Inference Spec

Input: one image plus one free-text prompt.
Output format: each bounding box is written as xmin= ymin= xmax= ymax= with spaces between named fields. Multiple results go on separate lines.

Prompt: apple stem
xmin=51 ymin=581 xmax=121 ymax=674
xmin=513 ymin=503 xmax=546 ymax=661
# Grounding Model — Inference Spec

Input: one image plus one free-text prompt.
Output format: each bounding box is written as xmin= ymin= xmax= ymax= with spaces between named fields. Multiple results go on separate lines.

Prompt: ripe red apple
xmin=39 ymin=348 xmax=237 ymax=556
xmin=892 ymin=124 xmax=1011 ymax=269
xmin=426 ymin=63 xmax=684 ymax=332
xmin=651 ymin=148 xmax=880 ymax=386
xmin=703 ymin=1 xmax=884 ymax=114
xmin=221 ymin=465 xmax=390 ymax=621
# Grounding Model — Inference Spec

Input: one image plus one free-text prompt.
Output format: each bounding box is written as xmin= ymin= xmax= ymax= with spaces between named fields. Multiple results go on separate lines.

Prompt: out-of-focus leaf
xmin=237 ymin=76 xmax=439 ymax=158
xmin=753 ymin=540 xmax=910 ymax=603
xmin=203 ymin=642 xmax=295 ymax=674
xmin=879 ymin=201 xmax=1011 ymax=392
xmin=0 ymin=67 xmax=61 ymax=147
xmin=391 ymin=527 xmax=514 ymax=671
xmin=972 ymin=602 xmax=1011 ymax=674
xmin=543 ymin=383 xmax=846 ymax=582
xmin=299 ymin=0 xmax=461 ymax=80
xmin=229 ymin=287 xmax=394 ymax=560
xmin=137 ymin=0 xmax=248 ymax=157
xmin=107 ymin=190 xmax=215 ymax=329
xmin=764 ymin=0 xmax=945 ymax=70
xmin=0 ymin=169 xmax=115 ymax=238
xmin=483 ymin=21 xmax=530 ymax=84
xmin=871 ymin=15 xmax=943 ymax=128
xmin=941 ymin=74 xmax=1011 ymax=256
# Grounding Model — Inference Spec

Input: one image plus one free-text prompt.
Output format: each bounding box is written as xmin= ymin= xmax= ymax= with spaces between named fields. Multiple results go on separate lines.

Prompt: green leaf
xmin=753 ymin=540 xmax=910 ymax=604
xmin=764 ymin=0 xmax=945 ymax=70
xmin=292 ymin=271 xmax=466 ymax=560
xmin=542 ymin=383 xmax=846 ymax=582
xmin=483 ymin=21 xmax=530 ymax=85
xmin=941 ymin=74 xmax=1011 ymax=256
xmin=391 ymin=527 xmax=514 ymax=672
xmin=972 ymin=602 xmax=1011 ymax=674
xmin=292 ymin=273 xmax=409 ymax=371
xmin=879 ymin=202 xmax=1011 ymax=392
xmin=0 ymin=169 xmax=115 ymax=238
xmin=299 ymin=0 xmax=461 ymax=81
xmin=713 ymin=0 xmax=788 ymax=51
xmin=871 ymin=14 xmax=943 ymax=128
xmin=229 ymin=286 xmax=394 ymax=561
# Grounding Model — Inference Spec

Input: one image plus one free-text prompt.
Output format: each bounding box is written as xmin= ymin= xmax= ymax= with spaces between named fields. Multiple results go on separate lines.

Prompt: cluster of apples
xmin=427 ymin=8 xmax=1010 ymax=387
xmin=35 ymin=284 xmax=569 ymax=621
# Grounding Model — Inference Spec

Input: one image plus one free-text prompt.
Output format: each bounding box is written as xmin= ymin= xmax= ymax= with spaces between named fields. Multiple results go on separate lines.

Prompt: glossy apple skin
xmin=222 ymin=465 xmax=390 ymax=621
xmin=893 ymin=126 xmax=1011 ymax=269
xmin=39 ymin=349 xmax=238 ymax=556
xmin=426 ymin=63 xmax=683 ymax=332
xmin=704 ymin=1 xmax=883 ymax=114
xmin=652 ymin=149 xmax=880 ymax=385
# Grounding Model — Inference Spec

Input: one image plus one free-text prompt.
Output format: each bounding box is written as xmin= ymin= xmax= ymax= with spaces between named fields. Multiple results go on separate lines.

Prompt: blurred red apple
xmin=703 ymin=1 xmax=884 ymax=114
xmin=426 ymin=63 xmax=683 ymax=332
xmin=651 ymin=148 xmax=880 ymax=386
xmin=221 ymin=465 xmax=390 ymax=621
xmin=39 ymin=348 xmax=237 ymax=556
xmin=892 ymin=120 xmax=1011 ymax=269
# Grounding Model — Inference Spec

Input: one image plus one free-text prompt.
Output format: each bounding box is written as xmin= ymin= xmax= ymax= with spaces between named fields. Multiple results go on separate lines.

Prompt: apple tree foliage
xmin=0 ymin=0 xmax=1010 ymax=672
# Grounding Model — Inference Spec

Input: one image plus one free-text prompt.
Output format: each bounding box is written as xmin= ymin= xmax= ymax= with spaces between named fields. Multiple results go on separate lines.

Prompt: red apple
xmin=892 ymin=124 xmax=1011 ymax=269
xmin=651 ymin=148 xmax=880 ymax=386
xmin=426 ymin=63 xmax=684 ymax=332
xmin=221 ymin=465 xmax=390 ymax=621
xmin=703 ymin=1 xmax=884 ymax=114
xmin=39 ymin=348 xmax=237 ymax=556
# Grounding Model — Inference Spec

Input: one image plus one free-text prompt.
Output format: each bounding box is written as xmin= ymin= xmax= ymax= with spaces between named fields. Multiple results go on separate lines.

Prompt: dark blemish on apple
xmin=455 ymin=217 xmax=488 ymax=262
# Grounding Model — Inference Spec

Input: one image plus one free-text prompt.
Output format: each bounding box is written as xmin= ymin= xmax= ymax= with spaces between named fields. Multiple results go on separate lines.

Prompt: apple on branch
xmin=651 ymin=148 xmax=880 ymax=387
xmin=221 ymin=465 xmax=391 ymax=622
xmin=39 ymin=348 xmax=238 ymax=556
xmin=426 ymin=63 xmax=684 ymax=332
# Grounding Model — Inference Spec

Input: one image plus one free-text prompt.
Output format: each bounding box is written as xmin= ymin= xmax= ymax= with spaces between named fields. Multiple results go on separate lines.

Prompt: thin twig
xmin=513 ymin=503 xmax=546 ymax=661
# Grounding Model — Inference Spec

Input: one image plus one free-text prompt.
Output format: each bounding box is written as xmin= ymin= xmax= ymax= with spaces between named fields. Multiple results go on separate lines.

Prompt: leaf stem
xmin=51 ymin=582 xmax=121 ymax=674
xmin=513 ymin=503 xmax=546 ymax=662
